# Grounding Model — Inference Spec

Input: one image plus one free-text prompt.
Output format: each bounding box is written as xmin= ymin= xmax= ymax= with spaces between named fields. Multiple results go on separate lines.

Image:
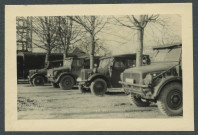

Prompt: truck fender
xmin=88 ymin=73 xmax=111 ymax=87
xmin=153 ymin=76 xmax=182 ymax=99
xmin=31 ymin=73 xmax=46 ymax=81
xmin=56 ymin=72 xmax=76 ymax=84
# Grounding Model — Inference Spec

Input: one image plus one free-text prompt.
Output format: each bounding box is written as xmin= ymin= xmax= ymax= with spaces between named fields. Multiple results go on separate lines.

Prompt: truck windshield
xmin=152 ymin=47 xmax=181 ymax=62
xmin=64 ymin=58 xmax=73 ymax=67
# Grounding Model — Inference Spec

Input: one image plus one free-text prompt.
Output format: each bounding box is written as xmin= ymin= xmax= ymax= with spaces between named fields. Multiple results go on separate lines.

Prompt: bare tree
xmin=78 ymin=36 xmax=109 ymax=56
xmin=56 ymin=16 xmax=82 ymax=63
xmin=114 ymin=15 xmax=160 ymax=67
xmin=31 ymin=16 xmax=59 ymax=65
xmin=71 ymin=16 xmax=108 ymax=69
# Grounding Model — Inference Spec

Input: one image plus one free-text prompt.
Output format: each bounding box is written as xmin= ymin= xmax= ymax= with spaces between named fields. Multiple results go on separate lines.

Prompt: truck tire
xmin=78 ymin=85 xmax=88 ymax=93
xmin=59 ymin=75 xmax=75 ymax=90
xmin=32 ymin=76 xmax=45 ymax=86
xmin=90 ymin=79 xmax=107 ymax=96
xmin=52 ymin=82 xmax=60 ymax=88
xmin=128 ymin=94 xmax=150 ymax=107
xmin=157 ymin=82 xmax=182 ymax=116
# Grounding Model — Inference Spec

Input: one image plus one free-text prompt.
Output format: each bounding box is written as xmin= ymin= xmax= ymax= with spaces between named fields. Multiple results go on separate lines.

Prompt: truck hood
xmin=52 ymin=66 xmax=70 ymax=71
xmin=29 ymin=68 xmax=47 ymax=75
xmin=79 ymin=69 xmax=93 ymax=80
xmin=124 ymin=62 xmax=178 ymax=74
xmin=37 ymin=68 xmax=47 ymax=74
xmin=81 ymin=69 xmax=93 ymax=76
xmin=82 ymin=68 xmax=93 ymax=72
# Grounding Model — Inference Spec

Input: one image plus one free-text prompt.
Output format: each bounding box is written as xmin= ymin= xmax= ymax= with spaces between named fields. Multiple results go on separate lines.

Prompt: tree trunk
xmin=63 ymin=47 xmax=68 ymax=66
xmin=45 ymin=50 xmax=51 ymax=68
xmin=63 ymin=53 xmax=66 ymax=66
xmin=136 ymin=29 xmax=144 ymax=67
xmin=90 ymin=36 xmax=95 ymax=69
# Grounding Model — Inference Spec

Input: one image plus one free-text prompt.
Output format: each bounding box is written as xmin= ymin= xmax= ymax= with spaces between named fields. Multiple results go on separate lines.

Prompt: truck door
xmin=71 ymin=58 xmax=84 ymax=77
xmin=110 ymin=58 xmax=126 ymax=87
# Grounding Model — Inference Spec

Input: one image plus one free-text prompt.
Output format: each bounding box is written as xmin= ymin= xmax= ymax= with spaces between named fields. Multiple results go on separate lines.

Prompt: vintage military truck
xmin=119 ymin=44 xmax=182 ymax=116
xmin=77 ymin=54 xmax=150 ymax=96
xmin=28 ymin=60 xmax=63 ymax=86
xmin=47 ymin=56 xmax=100 ymax=90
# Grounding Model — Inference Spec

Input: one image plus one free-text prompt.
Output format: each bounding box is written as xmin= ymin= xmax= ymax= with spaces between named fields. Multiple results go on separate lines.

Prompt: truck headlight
xmin=53 ymin=71 xmax=58 ymax=76
xmin=144 ymin=74 xmax=153 ymax=85
xmin=47 ymin=73 xmax=51 ymax=77
xmin=77 ymin=77 xmax=82 ymax=82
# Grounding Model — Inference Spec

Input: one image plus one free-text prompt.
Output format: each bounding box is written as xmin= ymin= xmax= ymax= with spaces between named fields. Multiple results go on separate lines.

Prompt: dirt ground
xmin=17 ymin=84 xmax=180 ymax=119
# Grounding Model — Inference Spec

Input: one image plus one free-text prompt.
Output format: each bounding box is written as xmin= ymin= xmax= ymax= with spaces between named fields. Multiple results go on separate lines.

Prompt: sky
xmin=29 ymin=14 xmax=182 ymax=56
xmin=98 ymin=14 xmax=181 ymax=55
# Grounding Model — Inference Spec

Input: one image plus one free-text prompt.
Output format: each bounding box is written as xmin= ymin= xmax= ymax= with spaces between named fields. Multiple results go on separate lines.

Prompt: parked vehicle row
xmin=27 ymin=44 xmax=183 ymax=116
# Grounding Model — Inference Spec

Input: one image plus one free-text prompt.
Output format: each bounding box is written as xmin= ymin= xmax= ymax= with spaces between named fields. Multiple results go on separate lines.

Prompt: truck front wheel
xmin=59 ymin=75 xmax=75 ymax=90
xmin=90 ymin=79 xmax=107 ymax=96
xmin=32 ymin=76 xmax=45 ymax=86
xmin=52 ymin=82 xmax=60 ymax=88
xmin=128 ymin=94 xmax=150 ymax=107
xmin=157 ymin=82 xmax=182 ymax=116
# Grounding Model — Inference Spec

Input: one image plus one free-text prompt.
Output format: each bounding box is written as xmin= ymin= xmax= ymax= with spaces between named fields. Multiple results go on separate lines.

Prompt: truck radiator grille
xmin=47 ymin=69 xmax=53 ymax=76
xmin=80 ymin=71 xmax=85 ymax=80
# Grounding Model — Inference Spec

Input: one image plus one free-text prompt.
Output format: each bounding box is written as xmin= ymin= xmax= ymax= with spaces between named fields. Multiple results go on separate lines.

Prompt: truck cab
xmin=77 ymin=54 xmax=149 ymax=96
xmin=119 ymin=44 xmax=182 ymax=116
xmin=47 ymin=56 xmax=99 ymax=90
xmin=28 ymin=60 xmax=63 ymax=86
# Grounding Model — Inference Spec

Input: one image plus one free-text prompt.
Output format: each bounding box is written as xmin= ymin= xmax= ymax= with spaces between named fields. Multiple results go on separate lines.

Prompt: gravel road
xmin=17 ymin=84 xmax=179 ymax=119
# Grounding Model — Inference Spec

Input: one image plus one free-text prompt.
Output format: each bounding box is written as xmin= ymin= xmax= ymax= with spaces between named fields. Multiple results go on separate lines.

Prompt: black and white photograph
xmin=17 ymin=14 xmax=182 ymax=119
xmin=5 ymin=4 xmax=194 ymax=131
